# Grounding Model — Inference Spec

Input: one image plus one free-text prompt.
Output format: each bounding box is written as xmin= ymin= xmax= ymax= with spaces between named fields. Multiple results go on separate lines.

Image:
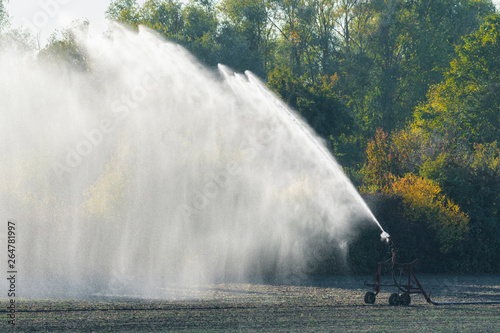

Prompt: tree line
xmin=1 ymin=0 xmax=499 ymax=273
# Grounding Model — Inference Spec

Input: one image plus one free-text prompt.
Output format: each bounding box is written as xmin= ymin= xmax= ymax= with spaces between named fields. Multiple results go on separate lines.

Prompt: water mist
xmin=0 ymin=25 xmax=384 ymax=298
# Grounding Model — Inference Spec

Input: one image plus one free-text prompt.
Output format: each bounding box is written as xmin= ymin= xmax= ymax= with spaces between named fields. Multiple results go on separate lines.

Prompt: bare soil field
xmin=1 ymin=275 xmax=499 ymax=332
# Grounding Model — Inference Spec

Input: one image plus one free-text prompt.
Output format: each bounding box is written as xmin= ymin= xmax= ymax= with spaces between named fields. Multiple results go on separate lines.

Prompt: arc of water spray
xmin=242 ymin=71 xmax=390 ymax=243
xmin=2 ymin=26 xmax=397 ymax=298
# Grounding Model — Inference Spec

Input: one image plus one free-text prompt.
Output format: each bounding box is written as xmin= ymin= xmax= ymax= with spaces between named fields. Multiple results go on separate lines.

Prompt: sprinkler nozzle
xmin=380 ymin=231 xmax=390 ymax=243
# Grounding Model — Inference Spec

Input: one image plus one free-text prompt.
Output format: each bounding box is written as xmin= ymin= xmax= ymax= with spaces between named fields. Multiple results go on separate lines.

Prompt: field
xmin=1 ymin=275 xmax=499 ymax=332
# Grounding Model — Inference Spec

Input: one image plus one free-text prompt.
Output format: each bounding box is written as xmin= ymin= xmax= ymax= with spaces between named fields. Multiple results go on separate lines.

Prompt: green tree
xmin=394 ymin=0 xmax=495 ymax=133
xmin=0 ymin=28 xmax=38 ymax=52
xmin=38 ymin=20 xmax=90 ymax=71
xmin=360 ymin=128 xmax=398 ymax=191
xmin=0 ymin=0 xmax=7 ymax=29
xmin=360 ymin=127 xmax=472 ymax=271
xmin=219 ymin=0 xmax=272 ymax=76
xmin=108 ymin=0 xmax=221 ymax=67
xmin=417 ymin=142 xmax=500 ymax=272
xmin=344 ymin=0 xmax=494 ymax=134
xmin=400 ymin=0 xmax=494 ymax=113
xmin=271 ymin=0 xmax=317 ymax=75
xmin=106 ymin=0 xmax=140 ymax=28
xmin=182 ymin=1 xmax=219 ymax=66
xmin=267 ymin=65 xmax=353 ymax=151
xmin=416 ymin=14 xmax=500 ymax=145
xmin=313 ymin=0 xmax=339 ymax=75
xmin=139 ymin=0 xmax=185 ymax=39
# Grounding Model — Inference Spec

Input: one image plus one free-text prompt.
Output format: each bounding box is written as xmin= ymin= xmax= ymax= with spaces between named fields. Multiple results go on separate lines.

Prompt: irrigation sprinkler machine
xmin=363 ymin=231 xmax=500 ymax=306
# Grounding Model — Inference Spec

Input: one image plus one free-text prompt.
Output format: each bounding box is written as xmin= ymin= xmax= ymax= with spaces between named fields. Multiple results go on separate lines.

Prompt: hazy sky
xmin=5 ymin=0 xmax=147 ymax=45
xmin=5 ymin=0 xmax=500 ymax=46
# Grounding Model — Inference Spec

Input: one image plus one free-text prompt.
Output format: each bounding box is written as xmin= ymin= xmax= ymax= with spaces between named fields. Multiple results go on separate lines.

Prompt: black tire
xmin=364 ymin=291 xmax=376 ymax=304
xmin=389 ymin=293 xmax=400 ymax=306
xmin=400 ymin=292 xmax=411 ymax=306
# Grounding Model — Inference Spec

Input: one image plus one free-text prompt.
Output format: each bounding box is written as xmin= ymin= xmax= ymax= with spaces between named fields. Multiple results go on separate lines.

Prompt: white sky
xmin=5 ymin=0 xmax=500 ymax=46
xmin=5 ymin=0 xmax=148 ymax=45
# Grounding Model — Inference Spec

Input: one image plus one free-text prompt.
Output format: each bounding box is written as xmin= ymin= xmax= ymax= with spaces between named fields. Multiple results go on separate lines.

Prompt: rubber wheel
xmin=364 ymin=291 xmax=376 ymax=304
xmin=400 ymin=292 xmax=411 ymax=306
xmin=389 ymin=293 xmax=400 ymax=306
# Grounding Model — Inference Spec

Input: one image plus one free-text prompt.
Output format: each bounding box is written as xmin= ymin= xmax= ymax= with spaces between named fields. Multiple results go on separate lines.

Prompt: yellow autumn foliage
xmin=82 ymin=142 xmax=134 ymax=223
xmin=387 ymin=174 xmax=469 ymax=253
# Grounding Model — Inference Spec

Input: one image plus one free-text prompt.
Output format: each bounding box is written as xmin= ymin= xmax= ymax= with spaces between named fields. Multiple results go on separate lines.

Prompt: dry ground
xmin=1 ymin=275 xmax=499 ymax=332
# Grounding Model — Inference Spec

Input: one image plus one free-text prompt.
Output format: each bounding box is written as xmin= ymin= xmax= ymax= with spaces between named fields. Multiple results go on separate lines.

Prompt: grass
xmin=1 ymin=275 xmax=499 ymax=332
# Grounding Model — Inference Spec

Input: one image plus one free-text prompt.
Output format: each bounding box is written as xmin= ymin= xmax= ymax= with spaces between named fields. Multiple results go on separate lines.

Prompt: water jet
xmin=1 ymin=25 xmax=386 ymax=298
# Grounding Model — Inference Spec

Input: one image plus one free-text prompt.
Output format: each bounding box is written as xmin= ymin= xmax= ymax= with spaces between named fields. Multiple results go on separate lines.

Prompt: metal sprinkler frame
xmin=363 ymin=239 xmax=500 ymax=306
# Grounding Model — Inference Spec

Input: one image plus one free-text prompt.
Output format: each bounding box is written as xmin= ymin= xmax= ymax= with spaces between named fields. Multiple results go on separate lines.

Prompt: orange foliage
xmin=388 ymin=174 xmax=469 ymax=253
